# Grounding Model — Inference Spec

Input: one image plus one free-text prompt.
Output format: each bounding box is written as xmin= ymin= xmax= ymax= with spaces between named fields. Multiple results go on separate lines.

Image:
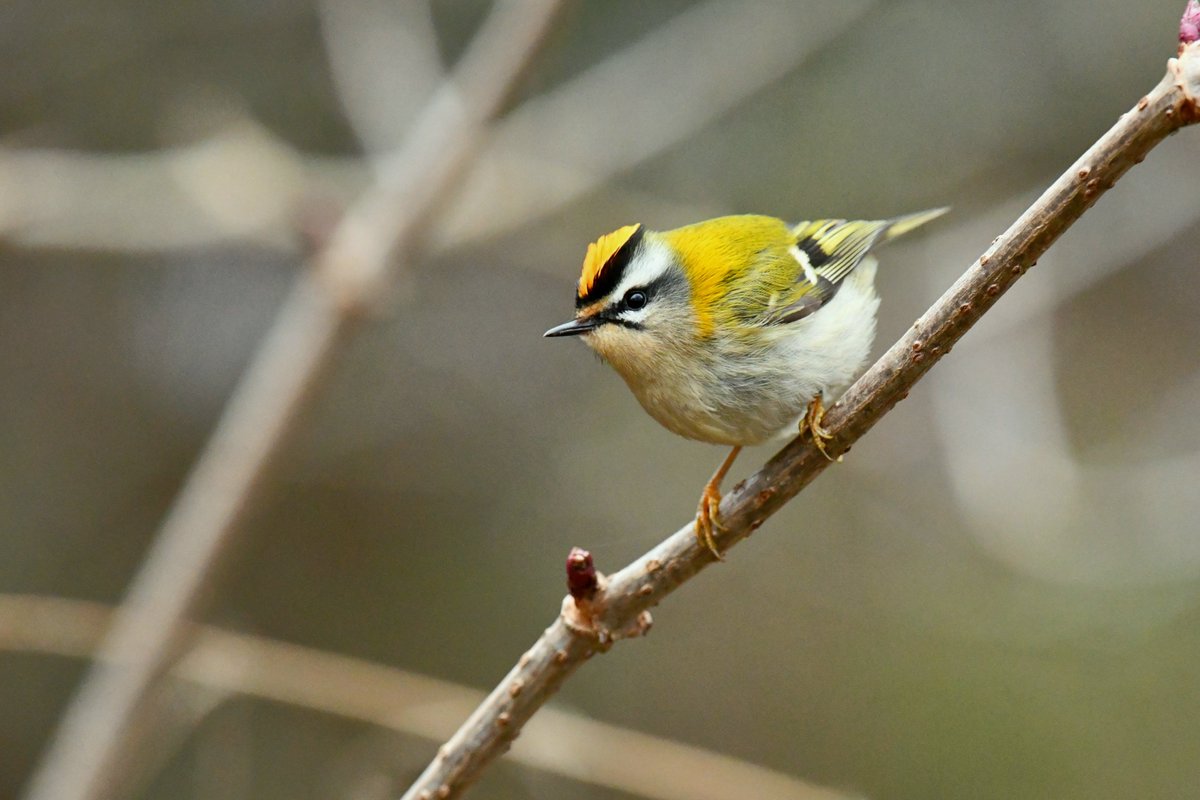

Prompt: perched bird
xmin=545 ymin=209 xmax=946 ymax=558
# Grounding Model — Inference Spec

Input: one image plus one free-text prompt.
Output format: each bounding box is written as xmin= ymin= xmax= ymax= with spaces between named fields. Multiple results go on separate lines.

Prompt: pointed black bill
xmin=543 ymin=318 xmax=599 ymax=337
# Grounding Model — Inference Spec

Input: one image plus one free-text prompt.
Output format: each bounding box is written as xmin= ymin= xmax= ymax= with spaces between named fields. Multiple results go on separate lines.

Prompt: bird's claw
xmin=695 ymin=483 xmax=725 ymax=561
xmin=800 ymin=394 xmax=835 ymax=460
xmin=693 ymin=445 xmax=741 ymax=561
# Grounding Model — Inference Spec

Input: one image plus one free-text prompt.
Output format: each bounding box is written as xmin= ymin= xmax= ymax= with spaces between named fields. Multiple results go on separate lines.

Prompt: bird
xmin=544 ymin=208 xmax=946 ymax=559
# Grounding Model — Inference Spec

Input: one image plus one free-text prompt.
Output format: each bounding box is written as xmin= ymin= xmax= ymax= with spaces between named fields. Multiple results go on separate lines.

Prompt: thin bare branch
xmin=18 ymin=4 xmax=564 ymax=800
xmin=919 ymin=136 xmax=1200 ymax=347
xmin=0 ymin=594 xmax=849 ymax=800
xmin=399 ymin=40 xmax=1200 ymax=800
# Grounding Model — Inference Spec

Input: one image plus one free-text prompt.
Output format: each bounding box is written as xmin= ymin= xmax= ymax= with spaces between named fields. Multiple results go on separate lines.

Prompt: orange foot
xmin=694 ymin=446 xmax=742 ymax=560
xmin=799 ymin=393 xmax=835 ymax=460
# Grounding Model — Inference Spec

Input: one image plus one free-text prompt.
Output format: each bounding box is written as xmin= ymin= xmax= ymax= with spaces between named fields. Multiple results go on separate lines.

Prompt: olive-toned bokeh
xmin=4 ymin=1 xmax=1200 ymax=798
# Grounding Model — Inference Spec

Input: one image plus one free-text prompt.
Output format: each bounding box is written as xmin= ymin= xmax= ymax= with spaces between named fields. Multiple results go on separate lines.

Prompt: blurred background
xmin=3 ymin=1 xmax=1200 ymax=798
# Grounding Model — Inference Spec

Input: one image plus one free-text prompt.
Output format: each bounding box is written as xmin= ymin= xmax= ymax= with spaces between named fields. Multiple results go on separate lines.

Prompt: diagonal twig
xmin=399 ymin=32 xmax=1200 ymax=800
xmin=18 ymin=3 xmax=564 ymax=800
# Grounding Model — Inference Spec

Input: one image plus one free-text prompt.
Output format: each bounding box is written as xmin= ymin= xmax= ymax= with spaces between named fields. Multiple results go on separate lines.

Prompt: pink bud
xmin=1183 ymin=0 xmax=1200 ymax=44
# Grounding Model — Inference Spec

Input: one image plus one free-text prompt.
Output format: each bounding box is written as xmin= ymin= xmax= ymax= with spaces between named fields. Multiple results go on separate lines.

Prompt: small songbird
xmin=545 ymin=209 xmax=946 ymax=559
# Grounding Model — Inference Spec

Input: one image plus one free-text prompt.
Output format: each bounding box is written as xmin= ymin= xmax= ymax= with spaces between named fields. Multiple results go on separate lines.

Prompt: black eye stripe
xmin=576 ymin=226 xmax=646 ymax=308
xmin=616 ymin=270 xmax=685 ymax=311
xmin=591 ymin=270 xmax=684 ymax=332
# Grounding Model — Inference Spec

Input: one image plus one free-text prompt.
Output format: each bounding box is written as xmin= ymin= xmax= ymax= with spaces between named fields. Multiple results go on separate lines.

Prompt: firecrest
xmin=545 ymin=209 xmax=946 ymax=559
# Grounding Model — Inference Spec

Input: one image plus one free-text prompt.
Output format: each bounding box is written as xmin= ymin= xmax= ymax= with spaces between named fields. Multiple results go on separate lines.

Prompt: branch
xmin=18 ymin=4 xmax=564 ymax=800
xmin=399 ymin=35 xmax=1200 ymax=800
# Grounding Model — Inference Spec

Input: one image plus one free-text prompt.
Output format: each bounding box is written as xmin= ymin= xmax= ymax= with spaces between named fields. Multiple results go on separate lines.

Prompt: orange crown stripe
xmin=578 ymin=223 xmax=642 ymax=299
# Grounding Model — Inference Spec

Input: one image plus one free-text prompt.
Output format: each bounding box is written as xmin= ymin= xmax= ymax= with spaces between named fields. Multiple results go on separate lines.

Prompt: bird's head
xmin=544 ymin=223 xmax=697 ymax=370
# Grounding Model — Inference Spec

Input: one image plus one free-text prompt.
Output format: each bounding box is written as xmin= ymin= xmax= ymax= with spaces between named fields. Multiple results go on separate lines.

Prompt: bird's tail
xmin=882 ymin=207 xmax=950 ymax=242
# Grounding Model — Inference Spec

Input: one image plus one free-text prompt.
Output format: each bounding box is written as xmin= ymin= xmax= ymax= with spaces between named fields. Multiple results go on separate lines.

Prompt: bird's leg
xmin=695 ymin=445 xmax=742 ymax=560
xmin=799 ymin=393 xmax=835 ymax=460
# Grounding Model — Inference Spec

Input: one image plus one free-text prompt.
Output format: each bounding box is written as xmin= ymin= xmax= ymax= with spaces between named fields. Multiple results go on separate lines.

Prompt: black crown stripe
xmin=576 ymin=226 xmax=646 ymax=308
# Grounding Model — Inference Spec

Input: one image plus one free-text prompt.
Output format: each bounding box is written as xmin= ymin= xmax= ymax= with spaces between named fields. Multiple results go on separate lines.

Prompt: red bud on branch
xmin=566 ymin=547 xmax=598 ymax=601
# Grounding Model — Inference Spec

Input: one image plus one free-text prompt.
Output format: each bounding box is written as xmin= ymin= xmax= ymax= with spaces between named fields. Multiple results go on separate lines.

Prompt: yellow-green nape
xmin=660 ymin=215 xmax=795 ymax=337
xmin=578 ymin=223 xmax=642 ymax=304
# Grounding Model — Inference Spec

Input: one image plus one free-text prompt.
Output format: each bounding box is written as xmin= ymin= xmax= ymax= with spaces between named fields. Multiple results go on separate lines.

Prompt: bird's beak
xmin=543 ymin=317 xmax=599 ymax=338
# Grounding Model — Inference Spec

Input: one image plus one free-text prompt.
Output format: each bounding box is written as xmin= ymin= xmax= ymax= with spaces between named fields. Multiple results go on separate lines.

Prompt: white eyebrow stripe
xmin=788 ymin=244 xmax=818 ymax=285
xmin=612 ymin=238 xmax=673 ymax=299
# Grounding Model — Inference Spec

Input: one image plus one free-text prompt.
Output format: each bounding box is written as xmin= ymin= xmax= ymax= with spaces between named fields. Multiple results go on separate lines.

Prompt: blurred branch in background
xmin=104 ymin=675 xmax=235 ymax=800
xmin=0 ymin=120 xmax=348 ymax=253
xmin=18 ymin=2 xmax=565 ymax=800
xmin=399 ymin=31 xmax=1200 ymax=800
xmin=435 ymin=0 xmax=875 ymax=248
xmin=318 ymin=0 xmax=444 ymax=156
xmin=0 ymin=0 xmax=874 ymax=258
xmin=0 ymin=593 xmax=850 ymax=800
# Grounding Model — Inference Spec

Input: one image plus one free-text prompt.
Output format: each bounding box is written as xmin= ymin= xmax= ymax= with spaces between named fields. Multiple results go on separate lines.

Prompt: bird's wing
xmin=760 ymin=209 xmax=946 ymax=325
xmin=757 ymin=219 xmax=890 ymax=325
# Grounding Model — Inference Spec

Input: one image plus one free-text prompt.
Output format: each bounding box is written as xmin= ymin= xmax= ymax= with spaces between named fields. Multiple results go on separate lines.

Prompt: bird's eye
xmin=624 ymin=289 xmax=648 ymax=310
